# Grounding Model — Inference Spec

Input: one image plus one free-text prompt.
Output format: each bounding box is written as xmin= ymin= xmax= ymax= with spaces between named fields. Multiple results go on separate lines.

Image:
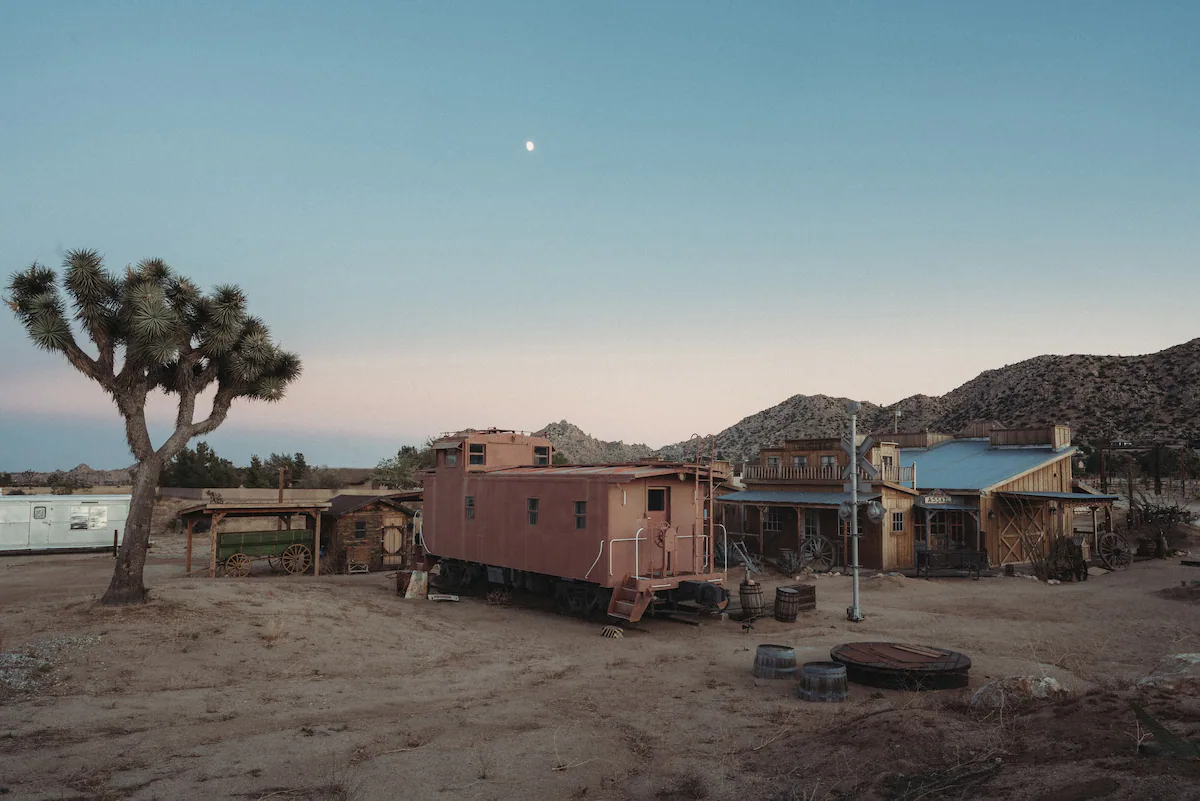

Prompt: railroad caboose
xmin=421 ymin=429 xmax=730 ymax=622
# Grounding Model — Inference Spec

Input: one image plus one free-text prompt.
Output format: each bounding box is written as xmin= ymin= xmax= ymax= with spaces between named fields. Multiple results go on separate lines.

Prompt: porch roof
xmin=914 ymin=501 xmax=979 ymax=512
xmin=718 ymin=489 xmax=880 ymax=507
xmin=995 ymin=490 xmax=1120 ymax=502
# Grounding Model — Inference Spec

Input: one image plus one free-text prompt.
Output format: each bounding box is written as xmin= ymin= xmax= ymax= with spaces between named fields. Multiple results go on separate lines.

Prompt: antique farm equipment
xmin=753 ymin=644 xmax=798 ymax=679
xmin=740 ymin=580 xmax=765 ymax=620
xmin=216 ymin=529 xmax=313 ymax=577
xmin=1047 ymin=536 xmax=1088 ymax=582
xmin=1097 ymin=531 xmax=1132 ymax=570
xmin=800 ymin=533 xmax=836 ymax=572
xmin=831 ymin=642 xmax=971 ymax=690
xmin=798 ymin=661 xmax=848 ymax=702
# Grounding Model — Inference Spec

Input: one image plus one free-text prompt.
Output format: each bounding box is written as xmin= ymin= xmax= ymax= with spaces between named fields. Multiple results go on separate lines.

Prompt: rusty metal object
xmin=831 ymin=642 xmax=971 ymax=690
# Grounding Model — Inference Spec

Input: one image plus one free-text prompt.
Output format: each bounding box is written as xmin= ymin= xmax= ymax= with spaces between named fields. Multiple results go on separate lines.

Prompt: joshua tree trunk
xmin=100 ymin=457 xmax=164 ymax=605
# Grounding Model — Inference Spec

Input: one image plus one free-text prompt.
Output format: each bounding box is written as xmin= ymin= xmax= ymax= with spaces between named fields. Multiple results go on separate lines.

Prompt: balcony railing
xmin=744 ymin=463 xmax=915 ymax=485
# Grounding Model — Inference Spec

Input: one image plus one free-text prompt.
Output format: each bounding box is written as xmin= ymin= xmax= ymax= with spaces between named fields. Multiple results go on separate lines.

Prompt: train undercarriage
xmin=431 ymin=557 xmax=729 ymax=622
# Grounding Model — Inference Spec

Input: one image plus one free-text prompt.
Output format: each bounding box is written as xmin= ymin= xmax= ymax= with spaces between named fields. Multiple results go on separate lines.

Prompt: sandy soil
xmin=2 ymin=530 xmax=1199 ymax=801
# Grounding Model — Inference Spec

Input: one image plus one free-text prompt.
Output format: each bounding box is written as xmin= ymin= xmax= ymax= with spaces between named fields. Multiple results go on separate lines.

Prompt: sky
xmin=2 ymin=1 xmax=1199 ymax=471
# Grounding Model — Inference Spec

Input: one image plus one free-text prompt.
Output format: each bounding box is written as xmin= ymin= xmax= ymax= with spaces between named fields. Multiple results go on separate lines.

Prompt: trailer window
xmin=533 ymin=446 xmax=550 ymax=466
xmin=466 ymin=496 xmax=475 ymax=520
xmin=33 ymin=506 xmax=47 ymax=520
xmin=469 ymin=444 xmax=485 ymax=465
xmin=527 ymin=498 xmax=539 ymax=525
xmin=647 ymin=488 xmax=667 ymax=513
xmin=574 ymin=501 xmax=586 ymax=530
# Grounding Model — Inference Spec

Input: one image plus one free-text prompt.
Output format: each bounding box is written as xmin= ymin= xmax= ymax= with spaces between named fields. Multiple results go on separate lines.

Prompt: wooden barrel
xmin=775 ymin=587 xmax=801 ymax=622
xmin=739 ymin=580 xmax=765 ymax=620
xmin=753 ymin=644 xmax=797 ymax=679
xmin=798 ymin=661 xmax=848 ymax=702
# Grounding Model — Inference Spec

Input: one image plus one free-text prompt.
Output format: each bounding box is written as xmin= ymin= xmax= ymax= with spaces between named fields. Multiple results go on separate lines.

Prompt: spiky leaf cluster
xmin=5 ymin=250 xmax=302 ymax=405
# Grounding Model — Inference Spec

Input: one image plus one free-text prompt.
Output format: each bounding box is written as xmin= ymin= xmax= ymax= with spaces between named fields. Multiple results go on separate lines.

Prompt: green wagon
xmin=216 ymin=529 xmax=314 ymax=577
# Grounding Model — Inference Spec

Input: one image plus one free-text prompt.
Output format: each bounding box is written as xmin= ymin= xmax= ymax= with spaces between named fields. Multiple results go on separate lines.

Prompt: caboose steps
xmin=607 ymin=576 xmax=654 ymax=622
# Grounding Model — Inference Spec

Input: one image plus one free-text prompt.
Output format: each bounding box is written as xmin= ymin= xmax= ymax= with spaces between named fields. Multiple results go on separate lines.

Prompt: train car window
xmin=533 ymin=446 xmax=550 ymax=466
xmin=466 ymin=496 xmax=475 ymax=520
xmin=445 ymin=451 xmax=458 ymax=467
xmin=469 ymin=444 xmax=486 ymax=465
xmin=33 ymin=506 xmax=47 ymax=520
xmin=527 ymin=498 xmax=539 ymax=525
xmin=647 ymin=488 xmax=666 ymax=512
xmin=574 ymin=501 xmax=586 ymax=529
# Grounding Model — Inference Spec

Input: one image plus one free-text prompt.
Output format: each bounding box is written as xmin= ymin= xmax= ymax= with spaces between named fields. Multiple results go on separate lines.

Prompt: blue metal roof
xmin=900 ymin=439 xmax=1075 ymax=492
xmin=718 ymin=490 xmax=880 ymax=506
xmin=996 ymin=490 xmax=1121 ymax=502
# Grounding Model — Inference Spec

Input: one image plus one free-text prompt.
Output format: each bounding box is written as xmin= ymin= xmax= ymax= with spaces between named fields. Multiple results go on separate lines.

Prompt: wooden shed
xmin=321 ymin=494 xmax=420 ymax=574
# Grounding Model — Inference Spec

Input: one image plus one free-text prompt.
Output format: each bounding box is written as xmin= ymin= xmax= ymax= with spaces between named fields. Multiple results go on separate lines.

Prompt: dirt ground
xmin=2 ymin=530 xmax=1199 ymax=801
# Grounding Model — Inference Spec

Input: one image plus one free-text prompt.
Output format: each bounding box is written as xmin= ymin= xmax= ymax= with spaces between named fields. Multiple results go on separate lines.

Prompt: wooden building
xmin=321 ymin=494 xmax=420 ymax=573
xmin=719 ymin=436 xmax=919 ymax=572
xmin=721 ymin=423 xmax=1119 ymax=572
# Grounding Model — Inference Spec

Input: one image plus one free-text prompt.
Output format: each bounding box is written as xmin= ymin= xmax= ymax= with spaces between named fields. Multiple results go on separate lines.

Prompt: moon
xmin=525 ymin=141 xmax=535 ymax=152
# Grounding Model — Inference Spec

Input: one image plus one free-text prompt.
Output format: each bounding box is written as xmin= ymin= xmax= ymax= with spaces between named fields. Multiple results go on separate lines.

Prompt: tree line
xmin=158 ymin=443 xmax=348 ymax=489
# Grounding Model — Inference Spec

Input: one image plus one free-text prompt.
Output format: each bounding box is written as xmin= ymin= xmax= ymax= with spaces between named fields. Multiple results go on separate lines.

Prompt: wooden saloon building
xmin=719 ymin=423 xmax=1118 ymax=572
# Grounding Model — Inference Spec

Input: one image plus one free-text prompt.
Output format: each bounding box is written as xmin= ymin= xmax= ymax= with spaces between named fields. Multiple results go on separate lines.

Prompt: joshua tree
xmin=5 ymin=250 xmax=301 ymax=604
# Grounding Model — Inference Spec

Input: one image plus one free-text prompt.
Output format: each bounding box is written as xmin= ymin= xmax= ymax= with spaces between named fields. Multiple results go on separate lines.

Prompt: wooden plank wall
xmin=879 ymin=490 xmax=915 ymax=570
xmin=980 ymin=455 xmax=1074 ymax=564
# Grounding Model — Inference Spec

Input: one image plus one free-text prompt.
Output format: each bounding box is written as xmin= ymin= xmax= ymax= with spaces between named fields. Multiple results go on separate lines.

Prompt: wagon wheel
xmin=800 ymin=535 xmax=836 ymax=572
xmin=224 ymin=553 xmax=252 ymax=578
xmin=280 ymin=544 xmax=312 ymax=575
xmin=1097 ymin=532 xmax=1132 ymax=570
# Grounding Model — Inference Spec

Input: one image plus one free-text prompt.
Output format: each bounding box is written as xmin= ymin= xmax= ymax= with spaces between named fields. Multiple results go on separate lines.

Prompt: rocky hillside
xmin=535 ymin=421 xmax=654 ymax=464
xmin=655 ymin=338 xmax=1200 ymax=464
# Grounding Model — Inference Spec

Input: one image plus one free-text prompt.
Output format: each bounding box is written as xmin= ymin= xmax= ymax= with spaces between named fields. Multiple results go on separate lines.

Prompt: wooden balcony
xmin=743 ymin=463 xmax=915 ymax=485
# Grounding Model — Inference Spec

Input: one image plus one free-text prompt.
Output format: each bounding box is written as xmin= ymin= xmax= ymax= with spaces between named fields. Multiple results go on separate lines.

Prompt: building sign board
xmin=921 ymin=490 xmax=953 ymax=506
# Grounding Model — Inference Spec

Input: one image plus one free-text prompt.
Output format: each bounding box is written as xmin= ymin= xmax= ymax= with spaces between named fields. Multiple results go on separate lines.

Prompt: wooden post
xmin=113 ymin=529 xmax=118 ymax=558
xmin=186 ymin=518 xmax=194 ymax=576
xmin=210 ymin=512 xmax=225 ymax=579
xmin=313 ymin=509 xmax=322 ymax=578
xmin=278 ymin=468 xmax=286 ymax=530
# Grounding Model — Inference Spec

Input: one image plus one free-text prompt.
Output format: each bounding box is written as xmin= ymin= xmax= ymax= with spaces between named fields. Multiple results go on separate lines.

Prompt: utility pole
xmin=848 ymin=402 xmax=863 ymax=622
xmin=1099 ymin=444 xmax=1107 ymax=494
xmin=1153 ymin=445 xmax=1163 ymax=496
xmin=277 ymin=466 xmax=289 ymax=530
xmin=1126 ymin=454 xmax=1136 ymax=528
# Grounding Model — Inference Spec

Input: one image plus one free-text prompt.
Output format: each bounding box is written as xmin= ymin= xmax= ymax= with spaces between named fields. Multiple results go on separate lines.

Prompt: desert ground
xmin=2 ymin=526 xmax=1198 ymax=801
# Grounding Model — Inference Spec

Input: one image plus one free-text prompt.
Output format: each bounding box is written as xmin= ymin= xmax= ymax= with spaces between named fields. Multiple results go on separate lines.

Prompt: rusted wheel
xmin=281 ymin=544 xmax=312 ymax=575
xmin=801 ymin=535 xmax=836 ymax=572
xmin=1097 ymin=532 xmax=1132 ymax=570
xmin=224 ymin=553 xmax=252 ymax=578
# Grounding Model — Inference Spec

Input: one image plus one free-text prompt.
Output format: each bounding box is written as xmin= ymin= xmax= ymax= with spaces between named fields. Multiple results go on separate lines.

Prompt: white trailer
xmin=0 ymin=494 xmax=130 ymax=554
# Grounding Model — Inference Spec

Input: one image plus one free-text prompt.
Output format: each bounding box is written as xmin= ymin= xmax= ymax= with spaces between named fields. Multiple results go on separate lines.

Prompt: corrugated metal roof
xmin=717 ymin=490 xmax=880 ymax=506
xmin=997 ymin=490 xmax=1121 ymax=502
xmin=486 ymin=463 xmax=703 ymax=479
xmin=900 ymin=440 xmax=1074 ymax=491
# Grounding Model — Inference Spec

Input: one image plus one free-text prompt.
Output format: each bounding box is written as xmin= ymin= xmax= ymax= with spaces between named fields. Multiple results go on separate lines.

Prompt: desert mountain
xmin=533 ymin=421 xmax=654 ymax=464
xmin=646 ymin=338 xmax=1200 ymax=464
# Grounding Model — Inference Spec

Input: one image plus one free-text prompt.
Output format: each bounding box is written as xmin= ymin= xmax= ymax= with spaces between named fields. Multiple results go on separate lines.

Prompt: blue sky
xmin=2 ymin=1 xmax=1199 ymax=470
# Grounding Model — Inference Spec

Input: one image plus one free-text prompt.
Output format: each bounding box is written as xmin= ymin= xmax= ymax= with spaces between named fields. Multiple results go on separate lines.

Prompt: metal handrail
xmin=674 ymin=533 xmax=710 ymax=572
xmin=608 ymin=527 xmax=645 ymax=578
xmin=584 ymin=539 xmax=604 ymax=579
xmin=715 ymin=524 xmax=728 ymax=577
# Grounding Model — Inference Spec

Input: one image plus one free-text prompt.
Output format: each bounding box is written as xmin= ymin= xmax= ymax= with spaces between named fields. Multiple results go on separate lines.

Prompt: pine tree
xmin=5 ymin=250 xmax=300 ymax=604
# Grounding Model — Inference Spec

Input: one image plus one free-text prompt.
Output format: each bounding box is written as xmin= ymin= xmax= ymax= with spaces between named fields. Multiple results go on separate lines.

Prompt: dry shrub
xmin=262 ymin=617 xmax=287 ymax=648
